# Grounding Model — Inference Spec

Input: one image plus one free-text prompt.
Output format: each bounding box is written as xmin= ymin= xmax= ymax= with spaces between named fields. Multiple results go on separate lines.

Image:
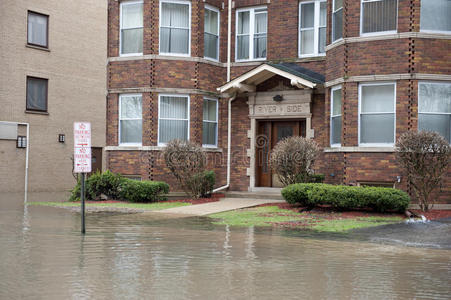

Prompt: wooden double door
xmin=256 ymin=120 xmax=306 ymax=187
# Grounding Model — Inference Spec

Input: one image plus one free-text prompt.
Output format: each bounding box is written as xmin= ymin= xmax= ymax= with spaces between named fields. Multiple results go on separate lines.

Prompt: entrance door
xmin=256 ymin=120 xmax=305 ymax=187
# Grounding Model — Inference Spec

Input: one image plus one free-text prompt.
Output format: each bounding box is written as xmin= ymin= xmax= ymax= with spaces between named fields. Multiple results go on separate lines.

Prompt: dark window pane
xmin=202 ymin=122 xmax=217 ymax=145
xmin=26 ymin=77 xmax=47 ymax=111
xmin=419 ymin=114 xmax=451 ymax=143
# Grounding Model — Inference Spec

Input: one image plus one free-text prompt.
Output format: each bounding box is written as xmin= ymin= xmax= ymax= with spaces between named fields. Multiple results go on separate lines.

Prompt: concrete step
xmin=225 ymin=191 xmax=284 ymax=201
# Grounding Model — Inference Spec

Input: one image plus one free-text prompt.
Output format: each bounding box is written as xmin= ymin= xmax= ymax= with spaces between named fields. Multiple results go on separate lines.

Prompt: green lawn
xmin=28 ymin=201 xmax=191 ymax=211
xmin=209 ymin=206 xmax=404 ymax=232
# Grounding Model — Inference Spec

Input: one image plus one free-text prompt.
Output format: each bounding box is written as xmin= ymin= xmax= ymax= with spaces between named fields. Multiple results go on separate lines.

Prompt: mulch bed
xmin=257 ymin=202 xmax=451 ymax=221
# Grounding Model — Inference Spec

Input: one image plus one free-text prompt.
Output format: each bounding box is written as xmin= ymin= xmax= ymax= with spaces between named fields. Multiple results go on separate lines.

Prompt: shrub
xmin=270 ymin=136 xmax=319 ymax=186
xmin=163 ymin=139 xmax=216 ymax=199
xmin=119 ymin=180 xmax=169 ymax=203
xmin=396 ymin=131 xmax=450 ymax=212
xmin=281 ymin=183 xmax=410 ymax=213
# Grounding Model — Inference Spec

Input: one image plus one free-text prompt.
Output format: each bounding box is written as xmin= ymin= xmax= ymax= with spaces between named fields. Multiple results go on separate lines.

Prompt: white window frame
xmin=202 ymin=97 xmax=219 ymax=148
xmin=204 ymin=5 xmax=220 ymax=62
xmin=119 ymin=93 xmax=143 ymax=146
xmin=419 ymin=0 xmax=451 ymax=35
xmin=358 ymin=82 xmax=397 ymax=147
xmin=298 ymin=0 xmax=327 ymax=58
xmin=158 ymin=94 xmax=190 ymax=146
xmin=418 ymin=81 xmax=451 ymax=143
xmin=159 ymin=0 xmax=192 ymax=57
xmin=332 ymin=0 xmax=343 ymax=43
xmin=360 ymin=0 xmax=398 ymax=37
xmin=235 ymin=6 xmax=267 ymax=62
xmin=330 ymin=85 xmax=342 ymax=147
xmin=119 ymin=0 xmax=144 ymax=57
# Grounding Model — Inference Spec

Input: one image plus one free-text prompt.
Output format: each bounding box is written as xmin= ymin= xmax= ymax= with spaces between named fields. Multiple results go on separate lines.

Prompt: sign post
xmin=74 ymin=122 xmax=91 ymax=234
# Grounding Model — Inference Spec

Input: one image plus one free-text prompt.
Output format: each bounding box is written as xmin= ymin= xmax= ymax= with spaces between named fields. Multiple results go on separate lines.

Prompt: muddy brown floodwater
xmin=1 ymin=193 xmax=450 ymax=299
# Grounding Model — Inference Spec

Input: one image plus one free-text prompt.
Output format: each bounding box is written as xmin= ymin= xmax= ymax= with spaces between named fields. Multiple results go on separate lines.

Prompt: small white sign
xmin=74 ymin=122 xmax=91 ymax=173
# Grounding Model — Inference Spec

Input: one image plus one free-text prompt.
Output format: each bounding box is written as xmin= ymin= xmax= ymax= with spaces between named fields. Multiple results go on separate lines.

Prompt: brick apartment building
xmin=0 ymin=0 xmax=107 ymax=193
xmin=106 ymin=0 xmax=451 ymax=203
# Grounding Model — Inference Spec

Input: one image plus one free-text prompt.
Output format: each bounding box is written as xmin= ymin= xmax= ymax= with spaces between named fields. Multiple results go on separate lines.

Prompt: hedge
xmin=69 ymin=171 xmax=169 ymax=203
xmin=282 ymin=183 xmax=410 ymax=213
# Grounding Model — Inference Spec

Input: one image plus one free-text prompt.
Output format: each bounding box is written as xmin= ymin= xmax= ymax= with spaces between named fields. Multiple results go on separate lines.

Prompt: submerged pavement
xmin=152 ymin=198 xmax=284 ymax=216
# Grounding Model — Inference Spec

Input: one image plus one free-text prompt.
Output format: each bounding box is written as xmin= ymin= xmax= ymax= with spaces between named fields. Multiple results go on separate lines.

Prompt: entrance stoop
xmin=225 ymin=188 xmax=284 ymax=201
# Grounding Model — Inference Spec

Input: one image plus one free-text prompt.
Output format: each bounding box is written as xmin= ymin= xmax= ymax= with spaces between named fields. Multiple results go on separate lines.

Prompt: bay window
xmin=332 ymin=0 xmax=343 ymax=42
xmin=160 ymin=0 xmax=191 ymax=56
xmin=120 ymin=1 xmax=143 ymax=56
xmin=330 ymin=86 xmax=342 ymax=146
xmin=119 ymin=94 xmax=142 ymax=145
xmin=204 ymin=5 xmax=220 ymax=60
xmin=236 ymin=7 xmax=267 ymax=61
xmin=359 ymin=83 xmax=396 ymax=146
xmin=299 ymin=0 xmax=326 ymax=57
xmin=158 ymin=95 xmax=190 ymax=145
xmin=203 ymin=98 xmax=218 ymax=147
xmin=418 ymin=82 xmax=451 ymax=143
xmin=361 ymin=0 xmax=397 ymax=35
xmin=420 ymin=0 xmax=451 ymax=33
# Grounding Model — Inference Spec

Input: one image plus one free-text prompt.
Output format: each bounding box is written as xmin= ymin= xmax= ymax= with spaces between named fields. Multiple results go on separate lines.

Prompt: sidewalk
xmin=151 ymin=198 xmax=284 ymax=216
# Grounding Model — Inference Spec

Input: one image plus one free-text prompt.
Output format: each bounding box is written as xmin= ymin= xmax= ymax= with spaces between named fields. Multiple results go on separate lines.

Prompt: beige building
xmin=0 ymin=0 xmax=107 ymax=193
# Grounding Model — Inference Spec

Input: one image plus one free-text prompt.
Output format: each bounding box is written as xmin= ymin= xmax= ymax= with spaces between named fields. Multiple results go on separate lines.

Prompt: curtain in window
xmin=331 ymin=88 xmax=342 ymax=145
xmin=204 ymin=9 xmax=219 ymax=59
xmin=120 ymin=95 xmax=142 ymax=144
xmin=332 ymin=0 xmax=343 ymax=42
xmin=237 ymin=11 xmax=250 ymax=60
xmin=420 ymin=0 xmax=451 ymax=32
xmin=300 ymin=3 xmax=315 ymax=55
xmin=203 ymin=99 xmax=217 ymax=146
xmin=360 ymin=84 xmax=395 ymax=144
xmin=254 ymin=11 xmax=267 ymax=59
xmin=362 ymin=0 xmax=397 ymax=33
xmin=26 ymin=78 xmax=47 ymax=111
xmin=121 ymin=2 xmax=143 ymax=54
xmin=159 ymin=96 xmax=189 ymax=143
xmin=28 ymin=13 xmax=47 ymax=47
xmin=418 ymin=83 xmax=451 ymax=142
xmin=160 ymin=3 xmax=190 ymax=54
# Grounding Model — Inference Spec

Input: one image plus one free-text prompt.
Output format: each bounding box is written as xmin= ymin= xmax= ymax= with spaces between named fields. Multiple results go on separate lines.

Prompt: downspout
xmin=24 ymin=123 xmax=29 ymax=203
xmin=213 ymin=0 xmax=234 ymax=193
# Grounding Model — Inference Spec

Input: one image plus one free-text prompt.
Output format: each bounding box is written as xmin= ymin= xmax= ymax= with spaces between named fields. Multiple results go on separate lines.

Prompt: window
xmin=331 ymin=86 xmax=342 ymax=146
xmin=120 ymin=1 xmax=143 ymax=56
xmin=418 ymin=82 xmax=451 ymax=143
xmin=361 ymin=0 xmax=397 ymax=35
xmin=158 ymin=95 xmax=189 ymax=145
xmin=332 ymin=0 xmax=343 ymax=42
xmin=160 ymin=0 xmax=191 ymax=56
xmin=203 ymin=98 xmax=218 ymax=147
xmin=359 ymin=83 xmax=396 ymax=146
xmin=204 ymin=6 xmax=220 ymax=61
xmin=236 ymin=7 xmax=267 ymax=61
xmin=26 ymin=77 xmax=48 ymax=112
xmin=27 ymin=11 xmax=48 ymax=48
xmin=299 ymin=1 xmax=326 ymax=57
xmin=420 ymin=0 xmax=451 ymax=33
xmin=119 ymin=94 xmax=142 ymax=145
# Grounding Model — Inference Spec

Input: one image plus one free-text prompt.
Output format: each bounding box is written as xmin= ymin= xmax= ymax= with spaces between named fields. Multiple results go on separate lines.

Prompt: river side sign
xmin=73 ymin=122 xmax=91 ymax=173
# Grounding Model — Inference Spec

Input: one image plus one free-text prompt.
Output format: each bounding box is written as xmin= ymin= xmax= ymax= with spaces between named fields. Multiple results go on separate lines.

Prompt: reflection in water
xmin=0 ymin=193 xmax=450 ymax=299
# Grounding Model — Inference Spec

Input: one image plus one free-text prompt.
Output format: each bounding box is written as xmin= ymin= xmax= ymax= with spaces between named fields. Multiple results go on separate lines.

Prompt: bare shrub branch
xmin=396 ymin=131 xmax=450 ymax=212
xmin=269 ymin=136 xmax=320 ymax=186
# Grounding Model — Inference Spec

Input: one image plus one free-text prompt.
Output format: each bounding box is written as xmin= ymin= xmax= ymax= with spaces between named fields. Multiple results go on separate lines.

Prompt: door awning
xmin=218 ymin=63 xmax=325 ymax=94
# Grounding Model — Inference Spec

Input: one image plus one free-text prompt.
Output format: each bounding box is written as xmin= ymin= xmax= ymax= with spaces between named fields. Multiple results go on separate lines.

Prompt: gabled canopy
xmin=218 ymin=63 xmax=325 ymax=94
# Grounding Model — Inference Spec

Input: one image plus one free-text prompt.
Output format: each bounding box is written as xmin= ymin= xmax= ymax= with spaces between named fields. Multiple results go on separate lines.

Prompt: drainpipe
xmin=24 ymin=123 xmax=29 ymax=203
xmin=213 ymin=94 xmax=236 ymax=193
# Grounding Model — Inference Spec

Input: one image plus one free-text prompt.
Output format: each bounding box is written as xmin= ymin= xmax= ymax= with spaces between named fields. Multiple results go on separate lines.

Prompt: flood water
xmin=1 ymin=193 xmax=450 ymax=299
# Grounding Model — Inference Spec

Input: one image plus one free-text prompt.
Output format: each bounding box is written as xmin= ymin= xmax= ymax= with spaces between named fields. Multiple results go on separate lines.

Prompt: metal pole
xmin=81 ymin=173 xmax=86 ymax=234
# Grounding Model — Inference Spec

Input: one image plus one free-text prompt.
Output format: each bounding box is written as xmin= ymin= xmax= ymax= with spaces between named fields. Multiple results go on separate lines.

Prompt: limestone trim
xmin=324 ymin=147 xmax=395 ymax=153
xmin=105 ymin=146 xmax=223 ymax=152
xmin=108 ymin=87 xmax=222 ymax=97
xmin=325 ymin=32 xmax=451 ymax=52
xmin=325 ymin=74 xmax=451 ymax=87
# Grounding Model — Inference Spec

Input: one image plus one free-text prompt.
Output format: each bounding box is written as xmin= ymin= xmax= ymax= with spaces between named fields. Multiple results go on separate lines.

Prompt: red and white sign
xmin=74 ymin=122 xmax=92 ymax=173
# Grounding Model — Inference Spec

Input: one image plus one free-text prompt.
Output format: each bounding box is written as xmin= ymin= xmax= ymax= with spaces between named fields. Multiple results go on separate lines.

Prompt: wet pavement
xmin=1 ymin=193 xmax=450 ymax=299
